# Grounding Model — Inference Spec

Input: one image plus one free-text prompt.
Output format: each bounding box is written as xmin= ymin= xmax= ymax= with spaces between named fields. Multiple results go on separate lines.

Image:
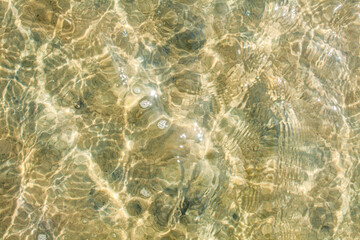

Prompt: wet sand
xmin=1 ymin=0 xmax=360 ymax=239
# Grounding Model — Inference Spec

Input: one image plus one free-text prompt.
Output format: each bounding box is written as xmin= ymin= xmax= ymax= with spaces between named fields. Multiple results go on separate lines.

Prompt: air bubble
xmin=120 ymin=73 xmax=127 ymax=81
xmin=150 ymin=90 xmax=157 ymax=97
xmin=140 ymin=188 xmax=150 ymax=197
xmin=157 ymin=120 xmax=169 ymax=129
xmin=139 ymin=100 xmax=152 ymax=109
xmin=134 ymin=87 xmax=141 ymax=94
xmin=197 ymin=133 xmax=204 ymax=142
xmin=122 ymin=29 xmax=128 ymax=37
xmin=38 ymin=234 xmax=46 ymax=240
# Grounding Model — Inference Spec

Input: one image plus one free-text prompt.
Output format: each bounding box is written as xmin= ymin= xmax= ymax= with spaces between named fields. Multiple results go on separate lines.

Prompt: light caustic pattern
xmin=0 ymin=0 xmax=360 ymax=239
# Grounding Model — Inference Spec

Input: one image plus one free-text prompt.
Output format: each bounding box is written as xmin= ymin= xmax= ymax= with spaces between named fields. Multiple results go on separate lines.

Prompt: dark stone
xmin=214 ymin=2 xmax=229 ymax=15
xmin=171 ymin=29 xmax=206 ymax=52
xmin=93 ymin=201 xmax=100 ymax=210
xmin=88 ymin=192 xmax=108 ymax=211
xmin=321 ymin=225 xmax=330 ymax=232
xmin=111 ymin=167 xmax=123 ymax=181
xmin=31 ymin=31 xmax=43 ymax=46
xmin=178 ymin=56 xmax=197 ymax=65
xmin=164 ymin=187 xmax=178 ymax=197
xmin=28 ymin=101 xmax=36 ymax=117
xmin=89 ymin=188 xmax=95 ymax=195
xmin=150 ymin=197 xmax=173 ymax=227
xmin=126 ymin=200 xmax=143 ymax=216
xmin=150 ymin=45 xmax=170 ymax=66
xmin=173 ymin=71 xmax=201 ymax=95
xmin=180 ymin=198 xmax=190 ymax=215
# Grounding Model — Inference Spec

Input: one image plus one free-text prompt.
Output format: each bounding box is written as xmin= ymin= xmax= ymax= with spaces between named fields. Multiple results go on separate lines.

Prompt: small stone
xmin=74 ymin=100 xmax=83 ymax=109
xmin=261 ymin=223 xmax=273 ymax=236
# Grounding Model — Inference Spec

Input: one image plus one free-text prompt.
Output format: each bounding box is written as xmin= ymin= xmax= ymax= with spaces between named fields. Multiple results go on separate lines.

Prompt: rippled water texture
xmin=1 ymin=0 xmax=360 ymax=239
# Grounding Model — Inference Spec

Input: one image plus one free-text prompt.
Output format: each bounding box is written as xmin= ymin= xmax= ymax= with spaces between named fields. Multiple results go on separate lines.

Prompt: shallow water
xmin=1 ymin=0 xmax=360 ymax=239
